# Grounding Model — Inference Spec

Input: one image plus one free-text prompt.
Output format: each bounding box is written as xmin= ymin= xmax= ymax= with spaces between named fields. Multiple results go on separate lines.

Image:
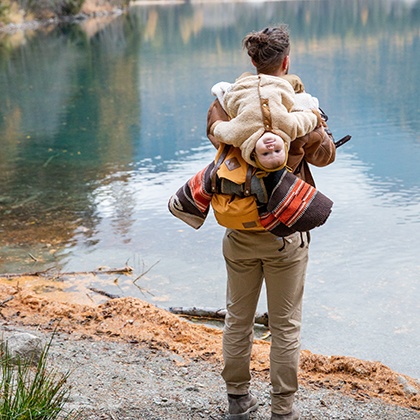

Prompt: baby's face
xmin=255 ymin=133 xmax=286 ymax=169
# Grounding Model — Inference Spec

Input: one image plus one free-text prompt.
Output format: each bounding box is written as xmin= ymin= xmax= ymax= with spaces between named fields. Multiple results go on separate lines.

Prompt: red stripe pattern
xmin=188 ymin=165 xmax=213 ymax=213
xmin=260 ymin=178 xmax=317 ymax=230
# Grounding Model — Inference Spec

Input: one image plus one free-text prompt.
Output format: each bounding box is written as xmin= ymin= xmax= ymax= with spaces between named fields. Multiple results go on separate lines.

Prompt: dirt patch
xmin=0 ymin=279 xmax=419 ymax=413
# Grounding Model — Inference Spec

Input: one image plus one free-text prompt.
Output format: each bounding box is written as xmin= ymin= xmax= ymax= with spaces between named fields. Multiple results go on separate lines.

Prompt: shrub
xmin=0 ymin=1 xmax=12 ymax=24
xmin=0 ymin=337 xmax=81 ymax=420
xmin=17 ymin=0 xmax=84 ymax=19
xmin=55 ymin=0 xmax=85 ymax=17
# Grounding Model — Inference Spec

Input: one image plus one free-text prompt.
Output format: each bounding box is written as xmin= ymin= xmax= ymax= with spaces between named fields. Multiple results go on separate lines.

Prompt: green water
xmin=0 ymin=0 xmax=419 ymax=378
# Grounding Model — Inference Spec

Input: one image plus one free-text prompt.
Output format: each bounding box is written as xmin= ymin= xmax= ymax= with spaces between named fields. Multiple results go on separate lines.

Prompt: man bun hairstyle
xmin=242 ymin=25 xmax=290 ymax=74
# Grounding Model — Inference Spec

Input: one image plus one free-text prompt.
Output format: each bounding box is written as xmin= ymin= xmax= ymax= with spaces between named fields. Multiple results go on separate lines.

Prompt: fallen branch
xmin=132 ymin=260 xmax=159 ymax=297
xmin=87 ymin=287 xmax=121 ymax=299
xmin=0 ymin=267 xmax=56 ymax=279
xmin=133 ymin=260 xmax=159 ymax=285
xmin=0 ymin=266 xmax=134 ymax=279
xmin=0 ymin=295 xmax=15 ymax=320
xmin=0 ymin=296 xmax=14 ymax=306
xmin=63 ymin=266 xmax=134 ymax=276
xmin=168 ymin=306 xmax=269 ymax=327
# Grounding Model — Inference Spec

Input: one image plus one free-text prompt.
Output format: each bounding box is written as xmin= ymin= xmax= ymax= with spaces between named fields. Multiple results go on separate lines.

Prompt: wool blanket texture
xmin=168 ymin=163 xmax=333 ymax=237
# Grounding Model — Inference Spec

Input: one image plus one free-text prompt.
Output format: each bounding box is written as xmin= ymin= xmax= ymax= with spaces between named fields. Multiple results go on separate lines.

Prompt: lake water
xmin=0 ymin=0 xmax=419 ymax=380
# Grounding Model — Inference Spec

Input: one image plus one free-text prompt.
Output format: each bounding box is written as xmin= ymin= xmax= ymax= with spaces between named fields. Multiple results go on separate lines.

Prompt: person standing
xmin=206 ymin=25 xmax=336 ymax=420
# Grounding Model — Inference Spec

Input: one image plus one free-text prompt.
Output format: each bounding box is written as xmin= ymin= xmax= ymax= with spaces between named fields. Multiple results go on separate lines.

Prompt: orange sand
xmin=0 ymin=278 xmax=418 ymax=412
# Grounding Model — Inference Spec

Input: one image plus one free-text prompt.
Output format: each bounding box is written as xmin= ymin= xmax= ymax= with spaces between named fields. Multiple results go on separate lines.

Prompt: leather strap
xmin=210 ymin=144 xmax=231 ymax=192
xmin=244 ymin=165 xmax=253 ymax=196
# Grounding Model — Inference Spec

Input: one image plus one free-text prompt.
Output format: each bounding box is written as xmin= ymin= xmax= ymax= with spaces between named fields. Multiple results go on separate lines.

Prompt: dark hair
xmin=242 ymin=25 xmax=290 ymax=74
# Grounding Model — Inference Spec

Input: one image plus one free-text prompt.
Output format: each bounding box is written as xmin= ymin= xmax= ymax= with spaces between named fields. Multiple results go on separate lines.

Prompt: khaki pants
xmin=221 ymin=229 xmax=309 ymax=415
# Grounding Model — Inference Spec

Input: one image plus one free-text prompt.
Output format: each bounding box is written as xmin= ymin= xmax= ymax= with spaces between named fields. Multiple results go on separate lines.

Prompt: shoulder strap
xmin=244 ymin=165 xmax=253 ymax=196
xmin=210 ymin=144 xmax=231 ymax=192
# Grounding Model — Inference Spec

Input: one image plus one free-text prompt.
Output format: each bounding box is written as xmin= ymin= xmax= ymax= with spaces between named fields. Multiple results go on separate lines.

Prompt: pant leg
xmin=263 ymin=232 xmax=309 ymax=414
xmin=221 ymin=229 xmax=265 ymax=395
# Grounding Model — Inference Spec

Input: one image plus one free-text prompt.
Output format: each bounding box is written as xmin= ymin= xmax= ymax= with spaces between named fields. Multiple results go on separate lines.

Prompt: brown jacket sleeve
xmin=288 ymin=125 xmax=336 ymax=186
xmin=207 ymin=99 xmax=229 ymax=149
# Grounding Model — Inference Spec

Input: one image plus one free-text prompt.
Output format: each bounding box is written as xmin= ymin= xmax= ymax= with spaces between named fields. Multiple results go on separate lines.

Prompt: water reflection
xmin=0 ymin=0 xmax=419 ymax=378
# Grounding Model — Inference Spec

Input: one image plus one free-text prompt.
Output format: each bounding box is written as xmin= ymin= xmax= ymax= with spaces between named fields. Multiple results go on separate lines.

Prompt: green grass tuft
xmin=0 ymin=336 xmax=81 ymax=420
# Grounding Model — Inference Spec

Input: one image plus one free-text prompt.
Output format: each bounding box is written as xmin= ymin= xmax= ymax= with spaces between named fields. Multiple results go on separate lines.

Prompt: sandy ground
xmin=0 ymin=277 xmax=419 ymax=419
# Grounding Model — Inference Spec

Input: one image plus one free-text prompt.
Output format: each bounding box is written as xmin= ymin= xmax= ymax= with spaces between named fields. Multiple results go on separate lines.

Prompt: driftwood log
xmin=168 ymin=306 xmax=269 ymax=327
xmin=0 ymin=266 xmax=133 ymax=279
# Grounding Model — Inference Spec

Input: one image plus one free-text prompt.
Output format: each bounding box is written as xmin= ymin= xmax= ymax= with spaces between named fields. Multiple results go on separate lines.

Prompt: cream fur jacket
xmin=211 ymin=72 xmax=318 ymax=166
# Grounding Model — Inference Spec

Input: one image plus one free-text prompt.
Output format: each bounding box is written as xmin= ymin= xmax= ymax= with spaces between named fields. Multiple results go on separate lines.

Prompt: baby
xmin=253 ymin=131 xmax=287 ymax=170
xmin=211 ymin=72 xmax=321 ymax=172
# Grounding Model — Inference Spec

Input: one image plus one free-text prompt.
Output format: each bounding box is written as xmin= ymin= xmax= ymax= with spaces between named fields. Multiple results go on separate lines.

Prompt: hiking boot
xmin=271 ymin=407 xmax=300 ymax=420
xmin=227 ymin=393 xmax=259 ymax=419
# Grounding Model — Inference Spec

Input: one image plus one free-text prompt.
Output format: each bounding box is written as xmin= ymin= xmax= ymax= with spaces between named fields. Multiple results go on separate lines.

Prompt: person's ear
xmin=283 ymin=55 xmax=290 ymax=73
xmin=251 ymin=58 xmax=257 ymax=68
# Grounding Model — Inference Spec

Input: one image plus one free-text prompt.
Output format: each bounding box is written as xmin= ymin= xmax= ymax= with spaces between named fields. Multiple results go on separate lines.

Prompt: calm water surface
xmin=0 ymin=0 xmax=419 ymax=379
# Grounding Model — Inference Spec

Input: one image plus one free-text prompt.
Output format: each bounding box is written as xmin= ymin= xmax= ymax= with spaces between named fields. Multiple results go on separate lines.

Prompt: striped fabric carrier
xmin=259 ymin=170 xmax=333 ymax=236
xmin=168 ymin=162 xmax=214 ymax=230
xmin=168 ymin=143 xmax=334 ymax=236
xmin=188 ymin=165 xmax=214 ymax=213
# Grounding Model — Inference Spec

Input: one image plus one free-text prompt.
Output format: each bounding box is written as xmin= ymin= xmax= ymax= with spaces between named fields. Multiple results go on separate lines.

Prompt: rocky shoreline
xmin=0 ymin=281 xmax=419 ymax=419
xmin=1 ymin=325 xmax=419 ymax=420
xmin=0 ymin=1 xmax=126 ymax=34
xmin=0 ymin=11 xmax=122 ymax=34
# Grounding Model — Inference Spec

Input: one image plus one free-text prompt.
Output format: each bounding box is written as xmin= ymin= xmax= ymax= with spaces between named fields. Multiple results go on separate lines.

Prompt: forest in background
xmin=0 ymin=0 xmax=129 ymax=26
